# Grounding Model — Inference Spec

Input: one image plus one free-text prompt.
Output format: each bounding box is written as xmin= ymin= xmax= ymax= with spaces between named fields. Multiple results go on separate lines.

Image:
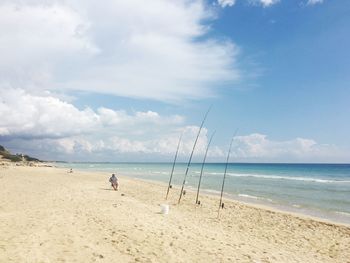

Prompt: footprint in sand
xmin=92 ymin=252 xmax=104 ymax=259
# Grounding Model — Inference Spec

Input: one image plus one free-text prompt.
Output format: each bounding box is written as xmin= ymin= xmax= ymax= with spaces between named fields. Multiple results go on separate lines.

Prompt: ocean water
xmin=57 ymin=162 xmax=350 ymax=224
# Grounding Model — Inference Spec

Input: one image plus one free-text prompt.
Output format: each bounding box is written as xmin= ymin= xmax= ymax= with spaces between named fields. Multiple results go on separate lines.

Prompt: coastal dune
xmin=1 ymin=165 xmax=349 ymax=262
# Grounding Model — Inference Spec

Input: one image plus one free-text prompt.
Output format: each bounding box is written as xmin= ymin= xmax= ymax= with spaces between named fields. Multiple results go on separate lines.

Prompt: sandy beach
xmin=1 ymin=164 xmax=349 ymax=262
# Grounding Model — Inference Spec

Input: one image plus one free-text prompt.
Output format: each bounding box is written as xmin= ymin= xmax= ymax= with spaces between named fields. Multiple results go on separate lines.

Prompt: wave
xmin=201 ymin=188 xmax=222 ymax=195
xmin=238 ymin=194 xmax=259 ymax=199
xmin=238 ymin=194 xmax=273 ymax=202
xmin=124 ymin=168 xmax=350 ymax=184
xmin=192 ymin=170 xmax=350 ymax=184
xmin=73 ymin=162 xmax=349 ymax=185
xmin=152 ymin=171 xmax=168 ymax=175
xmin=335 ymin=211 xmax=350 ymax=217
xmin=222 ymin=172 xmax=350 ymax=184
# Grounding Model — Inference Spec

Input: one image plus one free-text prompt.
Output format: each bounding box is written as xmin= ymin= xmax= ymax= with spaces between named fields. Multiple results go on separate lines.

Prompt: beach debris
xmin=178 ymin=107 xmax=211 ymax=204
xmin=160 ymin=204 xmax=169 ymax=214
xmin=195 ymin=131 xmax=215 ymax=205
xmin=165 ymin=132 xmax=183 ymax=200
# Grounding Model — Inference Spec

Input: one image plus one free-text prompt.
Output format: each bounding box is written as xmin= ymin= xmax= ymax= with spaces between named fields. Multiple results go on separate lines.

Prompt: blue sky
xmin=0 ymin=0 xmax=349 ymax=162
xmin=211 ymin=0 xmax=350 ymax=144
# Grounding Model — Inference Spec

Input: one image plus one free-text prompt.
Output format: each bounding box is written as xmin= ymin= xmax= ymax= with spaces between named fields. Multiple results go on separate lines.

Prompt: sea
xmin=57 ymin=162 xmax=350 ymax=224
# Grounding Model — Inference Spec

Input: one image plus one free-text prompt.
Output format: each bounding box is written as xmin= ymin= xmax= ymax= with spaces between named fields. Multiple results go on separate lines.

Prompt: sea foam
xmin=223 ymin=173 xmax=350 ymax=184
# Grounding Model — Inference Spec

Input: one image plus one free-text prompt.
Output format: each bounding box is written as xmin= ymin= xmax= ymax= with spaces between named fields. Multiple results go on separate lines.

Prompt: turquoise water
xmin=57 ymin=162 xmax=350 ymax=224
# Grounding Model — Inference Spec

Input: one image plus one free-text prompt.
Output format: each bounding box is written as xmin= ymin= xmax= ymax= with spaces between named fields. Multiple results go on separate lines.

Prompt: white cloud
xmin=0 ymin=0 xmax=344 ymax=163
xmin=0 ymin=87 xmax=183 ymax=139
xmin=231 ymin=133 xmax=343 ymax=162
xmin=2 ymin=127 xmax=212 ymax=162
xmin=0 ymin=88 xmax=346 ymax=162
xmin=217 ymin=0 xmax=236 ymax=8
xmin=0 ymin=89 xmax=346 ymax=163
xmin=0 ymin=88 xmax=212 ymax=159
xmin=55 ymin=125 xmax=210 ymax=157
xmin=248 ymin=0 xmax=280 ymax=7
xmin=56 ymin=138 xmax=93 ymax=154
xmin=218 ymin=0 xmax=280 ymax=8
xmin=0 ymin=0 xmax=240 ymax=102
xmin=0 ymin=87 xmax=98 ymax=138
xmin=0 ymin=3 xmax=98 ymax=91
xmin=306 ymin=0 xmax=323 ymax=5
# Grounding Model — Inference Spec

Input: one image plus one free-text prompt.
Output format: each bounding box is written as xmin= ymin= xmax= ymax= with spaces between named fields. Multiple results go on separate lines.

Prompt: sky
xmin=0 ymin=0 xmax=349 ymax=163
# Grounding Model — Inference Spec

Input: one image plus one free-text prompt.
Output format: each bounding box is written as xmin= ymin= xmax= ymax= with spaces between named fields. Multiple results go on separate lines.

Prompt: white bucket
xmin=160 ymin=204 xmax=169 ymax=215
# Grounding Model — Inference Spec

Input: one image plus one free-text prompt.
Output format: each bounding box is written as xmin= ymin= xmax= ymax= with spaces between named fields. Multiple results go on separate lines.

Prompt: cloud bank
xmin=0 ymin=88 xmax=344 ymax=162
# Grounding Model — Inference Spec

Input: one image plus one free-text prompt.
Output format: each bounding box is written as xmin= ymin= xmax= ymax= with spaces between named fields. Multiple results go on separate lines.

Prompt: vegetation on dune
xmin=0 ymin=145 xmax=41 ymax=162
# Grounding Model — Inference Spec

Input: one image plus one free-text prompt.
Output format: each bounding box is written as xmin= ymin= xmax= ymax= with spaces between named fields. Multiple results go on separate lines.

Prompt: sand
xmin=1 ymin=165 xmax=349 ymax=262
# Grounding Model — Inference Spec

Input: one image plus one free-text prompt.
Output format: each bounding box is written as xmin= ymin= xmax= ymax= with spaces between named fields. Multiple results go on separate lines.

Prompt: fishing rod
xmin=218 ymin=130 xmax=238 ymax=218
xmin=178 ymin=107 xmax=211 ymax=204
xmin=195 ymin=131 xmax=216 ymax=205
xmin=165 ymin=132 xmax=183 ymax=200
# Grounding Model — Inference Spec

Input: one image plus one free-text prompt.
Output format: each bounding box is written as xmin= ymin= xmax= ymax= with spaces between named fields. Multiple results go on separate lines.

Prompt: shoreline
xmin=59 ymin=164 xmax=350 ymax=227
xmin=125 ymin=175 xmax=350 ymax=228
xmin=2 ymin=165 xmax=349 ymax=262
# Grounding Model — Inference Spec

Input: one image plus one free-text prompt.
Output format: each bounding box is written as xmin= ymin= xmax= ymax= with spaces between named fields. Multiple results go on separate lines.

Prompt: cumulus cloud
xmin=0 ymin=127 xmax=213 ymax=162
xmin=0 ymin=0 xmax=240 ymax=102
xmin=0 ymin=87 xmax=210 ymax=160
xmin=0 ymin=87 xmax=99 ymax=138
xmin=0 ymin=88 xmax=184 ymax=139
xmin=9 ymin=131 xmax=344 ymax=162
xmin=0 ymin=88 xmax=215 ymax=161
xmin=0 ymin=89 xmax=344 ymax=163
xmin=87 ymin=126 xmax=209 ymax=156
xmin=231 ymin=133 xmax=343 ymax=162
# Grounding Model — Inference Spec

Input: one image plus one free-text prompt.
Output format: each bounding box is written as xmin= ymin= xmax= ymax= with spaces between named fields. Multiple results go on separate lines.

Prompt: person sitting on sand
xmin=109 ymin=174 xmax=119 ymax=191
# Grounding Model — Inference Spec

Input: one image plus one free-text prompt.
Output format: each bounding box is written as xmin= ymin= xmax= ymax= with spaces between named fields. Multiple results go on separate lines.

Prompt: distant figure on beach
xmin=68 ymin=168 xmax=73 ymax=173
xmin=109 ymin=174 xmax=119 ymax=191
